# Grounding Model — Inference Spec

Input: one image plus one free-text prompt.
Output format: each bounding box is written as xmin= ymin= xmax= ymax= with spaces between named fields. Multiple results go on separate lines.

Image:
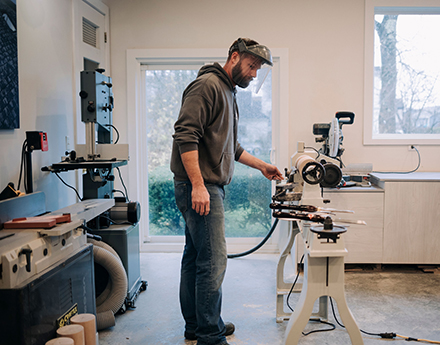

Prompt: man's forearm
xmin=238 ymin=150 xmax=283 ymax=181
xmin=181 ymin=150 xmax=204 ymax=187
xmin=180 ymin=150 xmax=210 ymax=215
xmin=237 ymin=150 xmax=265 ymax=170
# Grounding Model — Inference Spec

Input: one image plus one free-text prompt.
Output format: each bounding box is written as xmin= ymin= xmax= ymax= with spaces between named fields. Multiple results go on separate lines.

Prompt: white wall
xmin=104 ymin=0 xmax=439 ymax=177
xmin=0 ymin=0 xmax=77 ymax=211
xmin=1 ymin=0 xmax=438 ymax=213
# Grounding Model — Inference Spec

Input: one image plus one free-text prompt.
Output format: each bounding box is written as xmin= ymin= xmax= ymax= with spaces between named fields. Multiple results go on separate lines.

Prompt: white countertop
xmin=370 ymin=172 xmax=440 ymax=182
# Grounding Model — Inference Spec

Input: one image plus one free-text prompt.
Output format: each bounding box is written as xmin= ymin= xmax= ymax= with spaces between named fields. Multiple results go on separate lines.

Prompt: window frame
xmin=126 ymin=48 xmax=289 ymax=253
xmin=363 ymin=0 xmax=440 ymax=145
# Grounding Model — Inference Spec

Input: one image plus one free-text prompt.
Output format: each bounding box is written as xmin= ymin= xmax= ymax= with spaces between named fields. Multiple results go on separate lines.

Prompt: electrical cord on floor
xmin=329 ymin=297 xmax=381 ymax=337
xmin=302 ymin=319 xmax=335 ymax=335
xmin=329 ymin=297 xmax=440 ymax=343
xmin=227 ymin=218 xmax=279 ymax=259
xmin=285 ymin=257 xmax=439 ymax=342
xmin=286 ymin=277 xmax=440 ymax=342
xmin=394 ymin=335 xmax=440 ymax=344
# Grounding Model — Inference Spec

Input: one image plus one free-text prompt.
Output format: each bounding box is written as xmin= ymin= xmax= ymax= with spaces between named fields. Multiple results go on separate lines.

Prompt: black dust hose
xmin=227 ymin=218 xmax=279 ymax=259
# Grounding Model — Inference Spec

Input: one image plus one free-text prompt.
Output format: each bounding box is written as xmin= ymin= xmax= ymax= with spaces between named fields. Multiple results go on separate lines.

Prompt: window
xmin=364 ymin=1 xmax=440 ymax=145
xmin=143 ymin=66 xmax=200 ymax=237
xmin=143 ymin=65 xmax=274 ymax=238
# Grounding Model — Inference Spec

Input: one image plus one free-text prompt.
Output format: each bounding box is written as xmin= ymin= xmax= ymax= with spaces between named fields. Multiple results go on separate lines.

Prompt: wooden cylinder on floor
xmin=56 ymin=324 xmax=85 ymax=345
xmin=71 ymin=314 xmax=97 ymax=345
xmin=45 ymin=338 xmax=74 ymax=345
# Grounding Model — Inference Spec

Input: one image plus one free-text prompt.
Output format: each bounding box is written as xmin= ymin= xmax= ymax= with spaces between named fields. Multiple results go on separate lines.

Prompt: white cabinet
xmin=322 ymin=186 xmax=384 ymax=264
xmin=370 ymin=173 xmax=440 ymax=264
xmin=318 ymin=173 xmax=440 ymax=265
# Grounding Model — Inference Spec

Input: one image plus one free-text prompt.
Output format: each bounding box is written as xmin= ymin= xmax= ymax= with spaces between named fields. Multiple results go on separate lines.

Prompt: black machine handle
xmin=19 ymin=248 xmax=33 ymax=272
xmin=335 ymin=111 xmax=355 ymax=125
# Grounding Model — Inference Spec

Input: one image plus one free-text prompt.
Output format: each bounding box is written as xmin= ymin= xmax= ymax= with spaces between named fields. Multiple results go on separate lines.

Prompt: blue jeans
xmin=174 ymin=180 xmax=228 ymax=345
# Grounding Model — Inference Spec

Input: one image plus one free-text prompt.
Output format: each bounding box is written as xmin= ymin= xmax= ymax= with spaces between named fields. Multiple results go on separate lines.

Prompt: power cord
xmin=112 ymin=189 xmax=127 ymax=199
xmin=305 ymin=146 xmax=320 ymax=158
xmin=305 ymin=146 xmax=345 ymax=168
xmin=104 ymin=124 xmax=120 ymax=144
xmin=227 ymin=218 xmax=279 ymax=259
xmin=395 ymin=335 xmax=440 ymax=344
xmin=329 ymin=297 xmax=381 ymax=337
xmin=372 ymin=145 xmax=421 ymax=174
xmin=285 ymin=257 xmax=440 ymax=342
xmin=54 ymin=172 xmax=83 ymax=201
xmin=17 ymin=139 xmax=28 ymax=193
xmin=115 ymin=167 xmax=129 ymax=201
xmin=286 ymin=254 xmax=304 ymax=312
xmin=329 ymin=297 xmax=440 ymax=343
xmin=98 ymin=214 xmax=133 ymax=226
xmin=302 ymin=319 xmax=335 ymax=335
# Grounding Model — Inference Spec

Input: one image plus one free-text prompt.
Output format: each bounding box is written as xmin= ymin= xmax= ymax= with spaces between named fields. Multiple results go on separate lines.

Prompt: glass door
xmin=142 ymin=64 xmax=274 ymax=242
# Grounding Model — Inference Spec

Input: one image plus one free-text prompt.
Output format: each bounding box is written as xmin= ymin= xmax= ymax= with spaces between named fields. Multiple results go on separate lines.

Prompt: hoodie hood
xmin=198 ymin=62 xmax=235 ymax=92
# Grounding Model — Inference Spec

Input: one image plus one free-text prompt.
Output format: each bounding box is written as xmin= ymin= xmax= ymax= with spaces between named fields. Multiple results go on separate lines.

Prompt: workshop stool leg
xmin=283 ymin=275 xmax=319 ymax=344
xmin=277 ymin=223 xmax=301 ymax=322
xmin=327 ymin=257 xmax=363 ymax=345
xmin=283 ymin=255 xmax=325 ymax=344
xmin=283 ymin=255 xmax=363 ymax=345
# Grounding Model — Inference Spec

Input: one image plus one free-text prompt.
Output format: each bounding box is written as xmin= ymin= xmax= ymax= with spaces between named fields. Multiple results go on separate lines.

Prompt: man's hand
xmin=261 ymin=164 xmax=283 ymax=181
xmin=238 ymin=150 xmax=283 ymax=181
xmin=181 ymin=150 xmax=210 ymax=216
xmin=191 ymin=184 xmax=210 ymax=216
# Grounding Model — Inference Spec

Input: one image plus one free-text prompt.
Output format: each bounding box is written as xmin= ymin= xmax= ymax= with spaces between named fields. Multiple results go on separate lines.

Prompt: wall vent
xmin=82 ymin=17 xmax=98 ymax=48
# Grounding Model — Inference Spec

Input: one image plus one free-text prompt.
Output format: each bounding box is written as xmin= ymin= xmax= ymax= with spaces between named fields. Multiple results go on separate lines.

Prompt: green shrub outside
xmin=148 ymin=161 xmax=272 ymax=237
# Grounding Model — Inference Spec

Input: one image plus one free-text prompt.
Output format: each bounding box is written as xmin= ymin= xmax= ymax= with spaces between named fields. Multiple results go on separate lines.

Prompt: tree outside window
xmin=374 ymin=12 xmax=440 ymax=136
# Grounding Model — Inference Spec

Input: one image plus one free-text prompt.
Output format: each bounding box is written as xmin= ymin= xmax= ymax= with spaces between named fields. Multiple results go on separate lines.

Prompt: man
xmin=171 ymin=38 xmax=283 ymax=345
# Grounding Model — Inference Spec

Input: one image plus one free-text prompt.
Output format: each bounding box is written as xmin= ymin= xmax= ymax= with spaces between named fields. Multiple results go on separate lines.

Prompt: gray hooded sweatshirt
xmin=170 ymin=62 xmax=244 ymax=185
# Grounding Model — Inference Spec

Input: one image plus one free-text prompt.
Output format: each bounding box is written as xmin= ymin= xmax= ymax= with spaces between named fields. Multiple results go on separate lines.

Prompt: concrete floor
xmin=98 ymin=253 xmax=440 ymax=345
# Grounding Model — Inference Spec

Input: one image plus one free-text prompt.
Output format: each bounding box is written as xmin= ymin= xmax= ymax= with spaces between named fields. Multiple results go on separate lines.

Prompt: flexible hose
xmin=88 ymin=239 xmax=120 ymax=306
xmin=96 ymin=309 xmax=115 ymax=331
xmin=227 ymin=218 xmax=279 ymax=259
xmin=93 ymin=245 xmax=127 ymax=315
xmin=88 ymin=238 xmax=120 ymax=258
xmin=89 ymin=242 xmax=128 ymax=330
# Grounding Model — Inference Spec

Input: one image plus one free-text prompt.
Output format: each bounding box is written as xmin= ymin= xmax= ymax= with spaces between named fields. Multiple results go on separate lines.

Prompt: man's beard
xmin=231 ymin=59 xmax=253 ymax=88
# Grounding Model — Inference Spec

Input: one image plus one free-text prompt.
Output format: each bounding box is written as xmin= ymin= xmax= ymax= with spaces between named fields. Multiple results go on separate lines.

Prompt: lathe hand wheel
xmin=302 ymin=161 xmax=325 ymax=185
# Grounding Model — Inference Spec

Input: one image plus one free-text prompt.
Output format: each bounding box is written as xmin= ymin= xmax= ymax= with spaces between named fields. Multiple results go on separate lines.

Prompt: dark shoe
xmin=184 ymin=322 xmax=235 ymax=340
xmin=224 ymin=322 xmax=235 ymax=337
xmin=184 ymin=331 xmax=197 ymax=341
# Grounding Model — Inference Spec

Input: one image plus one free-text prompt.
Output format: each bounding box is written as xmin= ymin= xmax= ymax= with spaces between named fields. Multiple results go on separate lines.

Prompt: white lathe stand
xmin=276 ymin=183 xmax=364 ymax=345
